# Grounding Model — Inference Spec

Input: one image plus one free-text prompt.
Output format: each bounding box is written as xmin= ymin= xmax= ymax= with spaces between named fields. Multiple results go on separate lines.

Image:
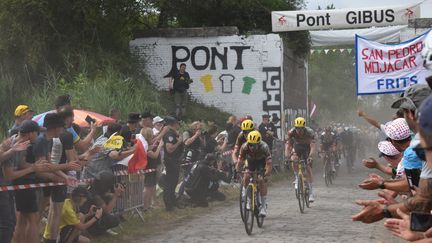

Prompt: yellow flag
xmin=104 ymin=133 xmax=124 ymax=149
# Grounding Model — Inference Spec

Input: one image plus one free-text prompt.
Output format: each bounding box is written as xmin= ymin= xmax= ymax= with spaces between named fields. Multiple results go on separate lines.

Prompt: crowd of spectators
xmin=353 ymin=78 xmax=432 ymax=241
xmin=0 ymin=93 xmax=273 ymax=243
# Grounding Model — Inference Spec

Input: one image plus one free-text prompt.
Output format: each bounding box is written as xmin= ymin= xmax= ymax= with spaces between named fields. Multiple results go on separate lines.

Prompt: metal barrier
xmin=112 ymin=165 xmax=146 ymax=222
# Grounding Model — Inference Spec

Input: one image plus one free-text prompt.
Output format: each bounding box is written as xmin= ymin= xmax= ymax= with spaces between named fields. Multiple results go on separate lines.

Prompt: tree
xmin=151 ymin=0 xmax=310 ymax=56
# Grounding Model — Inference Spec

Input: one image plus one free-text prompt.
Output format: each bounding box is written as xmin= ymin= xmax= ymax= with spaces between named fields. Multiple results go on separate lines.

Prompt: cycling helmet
xmin=247 ymin=131 xmax=261 ymax=144
xmin=422 ymin=31 xmax=432 ymax=70
xmin=294 ymin=117 xmax=306 ymax=128
xmin=241 ymin=119 xmax=254 ymax=131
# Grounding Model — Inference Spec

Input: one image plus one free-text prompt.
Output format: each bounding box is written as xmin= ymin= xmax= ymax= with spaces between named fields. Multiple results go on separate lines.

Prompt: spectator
xmin=85 ymin=172 xmax=124 ymax=236
xmin=3 ymin=121 xmax=52 ymax=243
xmin=384 ymin=93 xmax=432 ymax=241
xmin=162 ymin=116 xmax=183 ymax=211
xmin=169 ymin=63 xmax=192 ymax=120
xmin=43 ymin=186 xmax=102 ymax=243
xmin=152 ymin=116 xmax=164 ymax=136
xmin=140 ymin=112 xmax=154 ymax=130
xmin=352 ymin=84 xmax=431 ymax=224
xmin=0 ymin=131 xmax=34 ymax=243
xmin=203 ymin=124 xmax=226 ymax=154
xmin=53 ymin=95 xmax=97 ymax=152
xmin=103 ymin=109 xmax=120 ymax=135
xmin=109 ymin=109 xmax=120 ymax=122
xmin=9 ymin=105 xmax=34 ymax=136
xmin=226 ymin=115 xmax=240 ymax=150
xmin=362 ymin=141 xmax=403 ymax=179
xmin=43 ymin=111 xmax=86 ymax=243
xmin=120 ymin=112 xmax=141 ymax=145
xmin=141 ymin=128 xmax=164 ymax=212
xmin=258 ymin=114 xmax=278 ymax=151
xmin=185 ymin=154 xmax=230 ymax=207
xmin=83 ymin=123 xmax=135 ymax=179
xmin=183 ymin=121 xmax=205 ymax=163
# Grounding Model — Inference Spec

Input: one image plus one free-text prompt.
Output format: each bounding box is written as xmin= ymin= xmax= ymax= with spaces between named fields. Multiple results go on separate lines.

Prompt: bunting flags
xmin=309 ymin=48 xmax=355 ymax=55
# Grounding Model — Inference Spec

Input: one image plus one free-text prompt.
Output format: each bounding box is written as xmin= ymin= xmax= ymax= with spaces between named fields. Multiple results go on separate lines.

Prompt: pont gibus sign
xmin=272 ymin=3 xmax=420 ymax=32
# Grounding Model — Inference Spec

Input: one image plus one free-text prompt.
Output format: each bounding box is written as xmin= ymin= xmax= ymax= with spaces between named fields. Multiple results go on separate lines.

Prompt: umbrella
xmin=33 ymin=109 xmax=116 ymax=127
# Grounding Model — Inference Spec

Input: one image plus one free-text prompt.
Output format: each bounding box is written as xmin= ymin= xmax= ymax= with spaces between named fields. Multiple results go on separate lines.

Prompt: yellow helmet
xmin=294 ymin=117 xmax=306 ymax=128
xmin=241 ymin=119 xmax=254 ymax=131
xmin=247 ymin=131 xmax=262 ymax=144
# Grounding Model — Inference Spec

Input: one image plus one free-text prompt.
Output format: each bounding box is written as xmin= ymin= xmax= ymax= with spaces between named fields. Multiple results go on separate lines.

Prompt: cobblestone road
xmin=142 ymin=162 xmax=404 ymax=243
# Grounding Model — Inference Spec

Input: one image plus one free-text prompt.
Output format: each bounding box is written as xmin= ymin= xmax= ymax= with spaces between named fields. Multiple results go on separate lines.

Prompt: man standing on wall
xmin=169 ymin=63 xmax=192 ymax=120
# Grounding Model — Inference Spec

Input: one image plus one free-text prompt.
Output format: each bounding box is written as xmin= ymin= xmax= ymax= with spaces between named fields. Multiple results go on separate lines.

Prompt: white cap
xmin=152 ymin=116 xmax=164 ymax=125
xmin=383 ymin=118 xmax=410 ymax=141
xmin=378 ymin=141 xmax=400 ymax=156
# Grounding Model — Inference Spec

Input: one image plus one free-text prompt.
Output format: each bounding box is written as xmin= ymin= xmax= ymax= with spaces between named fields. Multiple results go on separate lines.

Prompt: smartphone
xmin=405 ymin=168 xmax=421 ymax=189
xmin=410 ymin=212 xmax=432 ymax=232
xmin=85 ymin=115 xmax=96 ymax=124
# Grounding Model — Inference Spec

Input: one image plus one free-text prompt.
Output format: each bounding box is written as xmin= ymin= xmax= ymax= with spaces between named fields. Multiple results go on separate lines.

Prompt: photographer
xmin=43 ymin=186 xmax=102 ymax=243
xmin=85 ymin=172 xmax=124 ymax=236
xmin=185 ymin=154 xmax=231 ymax=207
xmin=169 ymin=63 xmax=192 ymax=120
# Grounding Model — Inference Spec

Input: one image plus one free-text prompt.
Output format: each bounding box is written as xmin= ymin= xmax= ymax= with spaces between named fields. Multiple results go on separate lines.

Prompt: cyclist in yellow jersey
xmin=236 ymin=131 xmax=272 ymax=216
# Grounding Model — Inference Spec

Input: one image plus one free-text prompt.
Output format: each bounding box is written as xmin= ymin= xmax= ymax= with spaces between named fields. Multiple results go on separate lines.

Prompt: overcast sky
xmin=306 ymin=0 xmax=432 ymax=17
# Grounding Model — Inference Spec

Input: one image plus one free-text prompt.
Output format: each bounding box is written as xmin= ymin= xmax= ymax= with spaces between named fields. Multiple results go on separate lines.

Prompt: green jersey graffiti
xmin=242 ymin=76 xmax=256 ymax=95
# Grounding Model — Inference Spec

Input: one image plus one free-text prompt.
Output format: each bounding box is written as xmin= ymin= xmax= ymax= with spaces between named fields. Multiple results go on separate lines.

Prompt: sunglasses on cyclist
xmin=248 ymin=143 xmax=259 ymax=150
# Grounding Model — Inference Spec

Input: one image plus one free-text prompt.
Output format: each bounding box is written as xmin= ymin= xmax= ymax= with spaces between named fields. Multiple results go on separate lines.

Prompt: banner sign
xmin=272 ymin=3 xmax=420 ymax=32
xmin=355 ymin=30 xmax=432 ymax=95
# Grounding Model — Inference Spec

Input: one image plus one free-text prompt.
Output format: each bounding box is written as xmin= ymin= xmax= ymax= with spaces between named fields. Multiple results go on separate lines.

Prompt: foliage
xmin=309 ymin=50 xmax=398 ymax=125
xmin=152 ymin=0 xmax=310 ymax=56
xmin=309 ymin=50 xmax=357 ymax=123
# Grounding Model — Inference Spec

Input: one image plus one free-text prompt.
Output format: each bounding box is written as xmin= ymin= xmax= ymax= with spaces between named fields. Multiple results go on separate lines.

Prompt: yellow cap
xmin=14 ymin=105 xmax=32 ymax=117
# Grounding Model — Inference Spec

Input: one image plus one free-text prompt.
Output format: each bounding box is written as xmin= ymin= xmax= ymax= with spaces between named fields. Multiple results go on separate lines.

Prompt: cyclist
xmin=231 ymin=119 xmax=255 ymax=165
xmin=236 ymin=131 xmax=272 ymax=216
xmin=286 ymin=117 xmax=316 ymax=202
xmin=320 ymin=126 xmax=338 ymax=173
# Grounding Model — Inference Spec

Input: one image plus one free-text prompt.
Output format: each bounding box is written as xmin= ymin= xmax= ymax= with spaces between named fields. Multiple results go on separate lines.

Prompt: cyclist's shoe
xmin=293 ymin=179 xmax=298 ymax=190
xmin=259 ymin=205 xmax=267 ymax=217
xmin=241 ymin=187 xmax=246 ymax=199
xmin=308 ymin=193 xmax=315 ymax=203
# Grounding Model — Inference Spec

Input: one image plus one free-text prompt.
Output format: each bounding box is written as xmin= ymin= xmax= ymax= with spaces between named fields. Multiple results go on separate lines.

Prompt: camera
xmin=92 ymin=207 xmax=101 ymax=213
xmin=85 ymin=115 xmax=96 ymax=124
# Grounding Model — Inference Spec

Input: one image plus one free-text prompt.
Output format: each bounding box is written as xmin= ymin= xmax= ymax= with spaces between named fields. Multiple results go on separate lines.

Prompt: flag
xmin=310 ymin=101 xmax=317 ymax=119
xmin=128 ymin=134 xmax=148 ymax=173
xmin=104 ymin=133 xmax=124 ymax=149
xmin=128 ymin=138 xmax=148 ymax=173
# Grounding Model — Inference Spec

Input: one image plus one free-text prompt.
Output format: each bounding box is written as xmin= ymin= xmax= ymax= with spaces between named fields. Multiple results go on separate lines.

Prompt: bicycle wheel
xmin=243 ymin=185 xmax=254 ymax=235
xmin=239 ymin=185 xmax=245 ymax=222
xmin=328 ymin=162 xmax=333 ymax=185
xmin=297 ymin=175 xmax=305 ymax=213
xmin=304 ymin=183 xmax=310 ymax=208
xmin=324 ymin=160 xmax=330 ymax=187
xmin=255 ymin=189 xmax=265 ymax=228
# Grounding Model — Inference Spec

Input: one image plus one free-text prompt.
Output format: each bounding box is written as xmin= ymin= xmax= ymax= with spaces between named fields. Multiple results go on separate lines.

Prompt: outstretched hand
xmin=352 ymin=199 xmax=385 ymax=224
xmin=384 ymin=209 xmax=425 ymax=241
